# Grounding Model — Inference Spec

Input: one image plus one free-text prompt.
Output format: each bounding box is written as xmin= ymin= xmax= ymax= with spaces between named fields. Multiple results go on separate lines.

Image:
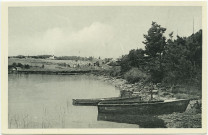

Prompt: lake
xmin=8 ymin=74 xmax=141 ymax=128
xmin=8 ymin=74 xmax=167 ymax=128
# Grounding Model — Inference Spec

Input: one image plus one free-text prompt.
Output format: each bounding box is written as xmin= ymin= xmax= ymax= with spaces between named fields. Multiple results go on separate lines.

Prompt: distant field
xmin=8 ymin=58 xmax=110 ymax=71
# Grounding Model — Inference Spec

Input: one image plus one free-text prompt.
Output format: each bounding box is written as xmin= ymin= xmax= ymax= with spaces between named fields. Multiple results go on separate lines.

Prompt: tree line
xmin=119 ymin=22 xmax=202 ymax=90
xmin=9 ymin=55 xmax=105 ymax=62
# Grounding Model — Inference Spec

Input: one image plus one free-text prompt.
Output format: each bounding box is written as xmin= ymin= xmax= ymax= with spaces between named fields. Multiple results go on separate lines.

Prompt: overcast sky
xmin=8 ymin=6 xmax=202 ymax=58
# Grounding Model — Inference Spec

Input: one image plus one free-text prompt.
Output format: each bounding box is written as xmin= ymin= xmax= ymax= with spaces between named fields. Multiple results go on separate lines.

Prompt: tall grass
xmin=9 ymin=98 xmax=72 ymax=128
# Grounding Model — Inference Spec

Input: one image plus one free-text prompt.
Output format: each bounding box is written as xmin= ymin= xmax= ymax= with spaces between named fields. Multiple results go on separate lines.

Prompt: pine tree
xmin=143 ymin=22 xmax=167 ymax=83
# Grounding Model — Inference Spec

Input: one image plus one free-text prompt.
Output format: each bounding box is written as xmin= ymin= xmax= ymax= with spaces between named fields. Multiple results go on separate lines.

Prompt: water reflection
xmin=97 ymin=113 xmax=166 ymax=128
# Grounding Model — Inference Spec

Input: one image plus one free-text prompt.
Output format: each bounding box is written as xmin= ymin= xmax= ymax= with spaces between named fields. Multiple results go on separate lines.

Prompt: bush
xmin=109 ymin=66 xmax=121 ymax=77
xmin=108 ymin=61 xmax=119 ymax=66
xmin=124 ymin=68 xmax=149 ymax=83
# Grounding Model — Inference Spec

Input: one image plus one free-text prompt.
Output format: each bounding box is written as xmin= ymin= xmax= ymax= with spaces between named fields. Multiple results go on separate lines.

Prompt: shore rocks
xmin=186 ymin=100 xmax=202 ymax=113
xmin=158 ymin=112 xmax=201 ymax=128
xmin=96 ymin=74 xmax=202 ymax=128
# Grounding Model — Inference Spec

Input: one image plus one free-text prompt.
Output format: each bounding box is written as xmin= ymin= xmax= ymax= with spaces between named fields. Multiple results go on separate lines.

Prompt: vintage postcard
xmin=1 ymin=1 xmax=207 ymax=134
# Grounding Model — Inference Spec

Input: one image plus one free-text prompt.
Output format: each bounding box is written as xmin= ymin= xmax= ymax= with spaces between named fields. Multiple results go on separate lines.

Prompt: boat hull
xmin=98 ymin=99 xmax=190 ymax=115
xmin=97 ymin=113 xmax=166 ymax=128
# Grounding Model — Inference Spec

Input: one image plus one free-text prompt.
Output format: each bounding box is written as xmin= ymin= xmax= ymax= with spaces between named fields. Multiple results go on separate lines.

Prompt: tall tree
xmin=143 ymin=22 xmax=167 ymax=83
xmin=143 ymin=22 xmax=167 ymax=58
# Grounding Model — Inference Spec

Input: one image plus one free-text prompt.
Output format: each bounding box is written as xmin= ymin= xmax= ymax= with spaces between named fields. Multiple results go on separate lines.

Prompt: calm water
xmin=9 ymin=74 xmax=141 ymax=128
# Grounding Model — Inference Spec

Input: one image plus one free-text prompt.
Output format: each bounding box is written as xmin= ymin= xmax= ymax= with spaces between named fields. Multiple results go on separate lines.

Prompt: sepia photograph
xmin=1 ymin=1 xmax=207 ymax=134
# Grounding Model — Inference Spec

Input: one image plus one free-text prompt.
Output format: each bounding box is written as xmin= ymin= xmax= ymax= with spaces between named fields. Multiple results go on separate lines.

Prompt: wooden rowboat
xmin=97 ymin=99 xmax=190 ymax=115
xmin=72 ymin=96 xmax=142 ymax=106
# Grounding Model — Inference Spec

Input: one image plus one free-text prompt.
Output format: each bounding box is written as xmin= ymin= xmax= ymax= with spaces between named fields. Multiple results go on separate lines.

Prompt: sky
xmin=8 ymin=6 xmax=202 ymax=58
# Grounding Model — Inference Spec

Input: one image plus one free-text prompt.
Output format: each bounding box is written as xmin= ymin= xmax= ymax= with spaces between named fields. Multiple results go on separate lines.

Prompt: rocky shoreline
xmin=95 ymin=74 xmax=174 ymax=100
xmin=94 ymin=74 xmax=202 ymax=128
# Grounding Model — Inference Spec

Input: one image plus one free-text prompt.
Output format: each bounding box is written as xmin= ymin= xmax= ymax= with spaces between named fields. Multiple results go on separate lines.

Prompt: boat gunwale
xmin=98 ymin=99 xmax=190 ymax=106
xmin=73 ymin=96 xmax=141 ymax=101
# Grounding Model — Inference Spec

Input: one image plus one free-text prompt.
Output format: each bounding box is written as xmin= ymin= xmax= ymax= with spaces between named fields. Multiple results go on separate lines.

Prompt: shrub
xmin=108 ymin=61 xmax=119 ymax=66
xmin=109 ymin=66 xmax=121 ymax=77
xmin=124 ymin=68 xmax=149 ymax=83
